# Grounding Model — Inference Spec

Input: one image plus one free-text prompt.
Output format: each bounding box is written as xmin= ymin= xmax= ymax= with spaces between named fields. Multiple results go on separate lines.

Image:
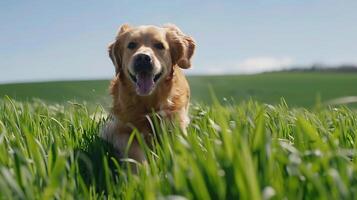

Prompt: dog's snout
xmin=134 ymin=54 xmax=153 ymax=73
xmin=137 ymin=54 xmax=151 ymax=63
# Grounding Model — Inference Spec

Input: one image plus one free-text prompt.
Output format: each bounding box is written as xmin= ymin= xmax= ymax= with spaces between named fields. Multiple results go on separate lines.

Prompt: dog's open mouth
xmin=129 ymin=71 xmax=162 ymax=96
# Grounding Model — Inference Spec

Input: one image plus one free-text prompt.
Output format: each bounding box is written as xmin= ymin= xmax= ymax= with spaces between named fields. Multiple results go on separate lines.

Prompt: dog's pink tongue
xmin=136 ymin=73 xmax=154 ymax=95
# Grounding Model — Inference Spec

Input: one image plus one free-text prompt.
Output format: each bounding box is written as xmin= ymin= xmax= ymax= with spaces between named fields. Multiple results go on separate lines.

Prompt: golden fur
xmin=101 ymin=24 xmax=195 ymax=162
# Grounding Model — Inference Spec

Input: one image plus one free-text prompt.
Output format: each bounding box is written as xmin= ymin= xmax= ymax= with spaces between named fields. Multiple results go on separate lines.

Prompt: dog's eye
xmin=154 ymin=42 xmax=165 ymax=50
xmin=127 ymin=42 xmax=137 ymax=50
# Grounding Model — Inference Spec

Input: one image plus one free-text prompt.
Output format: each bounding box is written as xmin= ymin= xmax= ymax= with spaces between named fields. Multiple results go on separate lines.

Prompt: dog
xmin=101 ymin=24 xmax=195 ymax=162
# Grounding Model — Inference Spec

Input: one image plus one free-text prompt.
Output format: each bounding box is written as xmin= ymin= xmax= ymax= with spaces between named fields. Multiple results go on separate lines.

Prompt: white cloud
xmin=237 ymin=57 xmax=294 ymax=74
xmin=189 ymin=56 xmax=295 ymax=75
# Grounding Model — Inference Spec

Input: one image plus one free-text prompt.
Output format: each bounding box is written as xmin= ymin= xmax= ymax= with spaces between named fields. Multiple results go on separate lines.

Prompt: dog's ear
xmin=108 ymin=24 xmax=131 ymax=75
xmin=165 ymin=24 xmax=196 ymax=69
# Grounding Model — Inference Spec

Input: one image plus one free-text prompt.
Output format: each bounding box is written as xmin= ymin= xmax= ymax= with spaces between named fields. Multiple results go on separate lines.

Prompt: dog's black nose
xmin=134 ymin=54 xmax=153 ymax=73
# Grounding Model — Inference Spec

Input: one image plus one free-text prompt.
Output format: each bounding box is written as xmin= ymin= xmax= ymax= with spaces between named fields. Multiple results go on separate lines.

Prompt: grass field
xmin=1 ymin=72 xmax=357 ymax=107
xmin=1 ymin=97 xmax=357 ymax=199
xmin=1 ymin=72 xmax=357 ymax=199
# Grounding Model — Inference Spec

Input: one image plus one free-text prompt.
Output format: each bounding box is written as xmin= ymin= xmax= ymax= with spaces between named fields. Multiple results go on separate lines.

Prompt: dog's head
xmin=108 ymin=24 xmax=195 ymax=96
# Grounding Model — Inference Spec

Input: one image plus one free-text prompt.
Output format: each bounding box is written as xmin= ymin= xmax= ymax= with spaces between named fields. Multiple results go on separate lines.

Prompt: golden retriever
xmin=101 ymin=24 xmax=195 ymax=162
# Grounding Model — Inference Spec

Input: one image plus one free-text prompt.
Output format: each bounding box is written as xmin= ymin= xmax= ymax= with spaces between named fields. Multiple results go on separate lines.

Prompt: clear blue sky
xmin=1 ymin=0 xmax=356 ymax=83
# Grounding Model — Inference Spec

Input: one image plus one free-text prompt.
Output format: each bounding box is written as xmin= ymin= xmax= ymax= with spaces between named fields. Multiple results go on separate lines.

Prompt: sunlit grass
xmin=0 ymin=97 xmax=357 ymax=199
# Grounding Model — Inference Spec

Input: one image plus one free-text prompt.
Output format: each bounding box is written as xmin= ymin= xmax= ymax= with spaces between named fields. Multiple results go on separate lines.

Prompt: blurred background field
xmin=0 ymin=72 xmax=356 ymax=108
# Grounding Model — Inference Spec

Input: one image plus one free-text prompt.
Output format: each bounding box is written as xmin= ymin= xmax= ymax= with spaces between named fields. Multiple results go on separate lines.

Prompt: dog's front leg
xmin=101 ymin=117 xmax=146 ymax=162
xmin=158 ymin=107 xmax=190 ymax=135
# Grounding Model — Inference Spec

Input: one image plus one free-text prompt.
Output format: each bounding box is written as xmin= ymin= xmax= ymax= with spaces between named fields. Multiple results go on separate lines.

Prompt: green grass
xmin=190 ymin=72 xmax=357 ymax=107
xmin=1 ymin=72 xmax=357 ymax=107
xmin=1 ymin=97 xmax=357 ymax=199
xmin=0 ymin=80 xmax=110 ymax=105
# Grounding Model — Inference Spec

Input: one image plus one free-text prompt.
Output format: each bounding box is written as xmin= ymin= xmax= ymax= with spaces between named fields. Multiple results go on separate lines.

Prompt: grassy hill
xmin=0 ymin=72 xmax=357 ymax=107
xmin=1 ymin=73 xmax=357 ymax=199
